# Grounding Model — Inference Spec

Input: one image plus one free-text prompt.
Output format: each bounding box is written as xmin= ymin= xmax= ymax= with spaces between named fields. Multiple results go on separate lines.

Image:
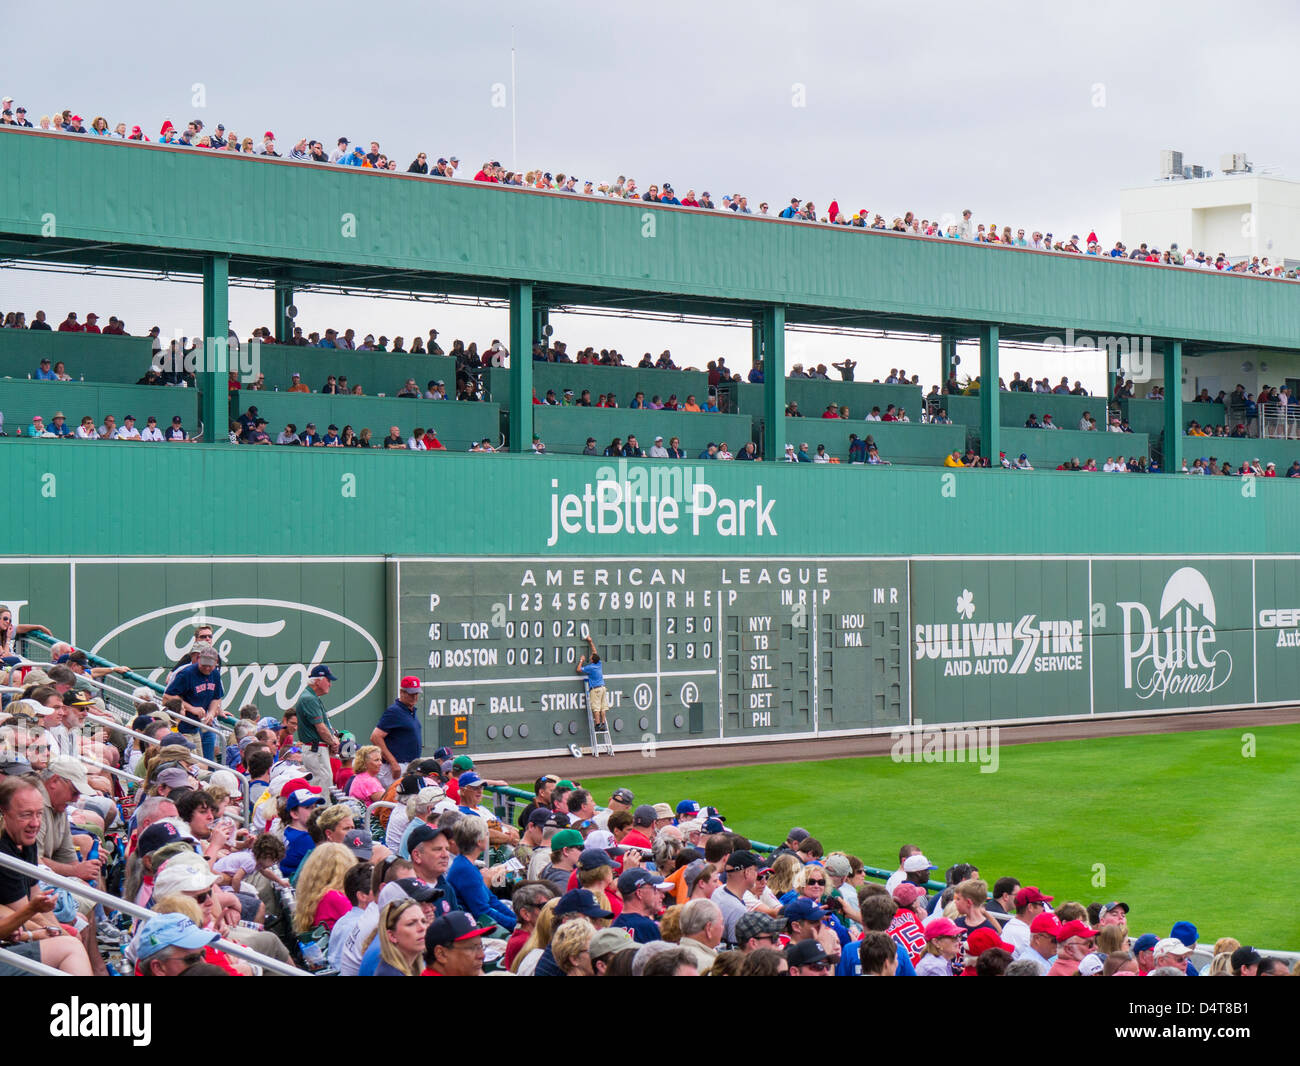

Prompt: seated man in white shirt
xmin=115 ymin=414 xmax=142 ymax=440
xmin=648 ymin=435 xmax=669 ymax=458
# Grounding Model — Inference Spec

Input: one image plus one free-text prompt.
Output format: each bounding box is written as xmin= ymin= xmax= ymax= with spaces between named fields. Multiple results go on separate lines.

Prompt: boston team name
xmin=547 ymin=479 xmax=777 ymax=546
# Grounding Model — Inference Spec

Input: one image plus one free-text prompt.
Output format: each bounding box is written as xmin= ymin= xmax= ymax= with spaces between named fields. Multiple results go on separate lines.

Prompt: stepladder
xmin=588 ymin=705 xmax=615 ymax=757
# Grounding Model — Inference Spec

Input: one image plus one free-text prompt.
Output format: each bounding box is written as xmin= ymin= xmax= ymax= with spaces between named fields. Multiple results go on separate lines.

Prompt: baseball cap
xmin=1170 ymin=921 xmax=1198 ymax=948
xmin=400 ymin=676 xmax=422 ymax=692
xmin=1100 ymin=901 xmax=1129 ymax=917
xmin=702 ymin=817 xmax=726 ymax=834
xmin=924 ymin=917 xmax=962 ymax=940
xmin=555 ymin=889 xmax=613 ymax=919
xmin=134 ymin=913 xmax=218 ymax=962
xmin=577 ymin=848 xmax=617 ymax=871
xmin=892 ymin=883 xmax=927 ymax=906
xmin=527 ymin=808 xmax=553 ymax=828
xmin=725 ymin=850 xmax=762 ymax=873
xmin=783 ymin=897 xmax=827 ymax=923
xmin=966 ymin=928 xmax=1015 ymax=955
xmin=276 ymin=775 xmax=321 ymax=798
xmin=1029 ymin=914 xmax=1062 ymax=938
xmin=406 ymin=822 xmax=451 ymax=853
xmin=153 ymin=854 xmax=218 ymax=897
xmin=785 ymin=940 xmax=829 ymax=967
xmin=457 ymin=771 xmax=484 ymax=790
xmin=550 ymin=828 xmax=585 ymax=850
xmin=1077 ymin=953 xmax=1105 ymax=976
xmin=341 ymin=828 xmax=375 ymax=859
xmin=610 ymin=788 xmax=634 ymax=804
xmin=155 ymin=767 xmax=198 ymax=789
xmin=617 ymin=868 xmax=671 ymax=895
xmin=425 ymin=911 xmax=486 ymax=949
xmin=285 ymin=789 xmax=325 ymax=811
xmin=589 ymin=927 xmax=637 ymax=960
xmin=393 ymin=877 xmax=442 ymax=903
xmin=1131 ymin=933 xmax=1159 ymax=954
xmin=1154 ymin=937 xmax=1193 ymax=956
xmin=451 ymin=755 xmax=475 ymax=772
xmin=1055 ymin=919 xmax=1099 ymax=941
xmin=1230 ymin=945 xmax=1262 ymax=971
xmin=735 ymin=911 xmax=786 ymax=943
xmin=308 ymin=665 xmax=337 ymax=681
xmin=414 ymin=784 xmax=447 ymax=806
xmin=902 ymin=853 xmax=937 ymax=873
xmin=137 ymin=820 xmax=187 ymax=858
xmin=195 ymin=645 xmax=219 ymax=667
xmin=675 ymin=800 xmax=700 ymax=818
xmin=632 ymin=804 xmax=657 ymax=827
xmin=46 ymin=756 xmax=96 ymax=797
xmin=1014 ymin=886 xmax=1053 ymax=907
xmin=822 ymin=855 xmax=852 ymax=879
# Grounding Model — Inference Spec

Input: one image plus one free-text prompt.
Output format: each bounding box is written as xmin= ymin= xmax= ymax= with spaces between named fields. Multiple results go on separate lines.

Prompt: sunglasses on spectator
xmin=806 ymin=878 xmax=826 ymax=886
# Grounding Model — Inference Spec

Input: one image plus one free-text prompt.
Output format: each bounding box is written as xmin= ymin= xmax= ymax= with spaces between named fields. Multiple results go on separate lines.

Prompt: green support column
xmin=939 ymin=333 xmax=956 ymax=388
xmin=508 ymin=282 xmax=534 ymax=453
xmin=532 ymin=306 xmax=549 ymax=354
xmin=1163 ymin=341 xmax=1183 ymax=474
xmin=761 ymin=306 xmax=786 ymax=460
xmin=751 ymin=313 xmax=763 ymax=372
xmin=978 ymin=324 xmax=1000 ymax=464
xmin=201 ymin=255 xmax=230 ymax=443
xmin=274 ymin=282 xmax=294 ymax=343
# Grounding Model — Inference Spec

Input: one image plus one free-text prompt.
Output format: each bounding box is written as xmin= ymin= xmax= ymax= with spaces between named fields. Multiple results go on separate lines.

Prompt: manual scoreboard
xmin=390 ymin=556 xmax=909 ymax=756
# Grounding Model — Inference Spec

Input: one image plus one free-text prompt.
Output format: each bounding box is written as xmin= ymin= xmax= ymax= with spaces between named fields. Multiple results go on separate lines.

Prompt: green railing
xmin=484 ymin=783 xmax=944 ymax=890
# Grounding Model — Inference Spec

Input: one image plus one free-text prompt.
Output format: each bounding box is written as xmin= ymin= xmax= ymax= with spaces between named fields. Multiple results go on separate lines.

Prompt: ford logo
xmin=89 ymin=598 xmax=383 ymax=718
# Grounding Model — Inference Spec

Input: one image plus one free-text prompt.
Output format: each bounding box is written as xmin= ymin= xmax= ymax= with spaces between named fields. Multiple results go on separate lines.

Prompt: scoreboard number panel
xmin=390 ymin=557 xmax=909 ymax=757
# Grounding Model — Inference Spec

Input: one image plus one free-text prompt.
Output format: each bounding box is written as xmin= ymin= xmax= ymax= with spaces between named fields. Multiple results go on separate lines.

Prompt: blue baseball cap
xmin=675 ymin=800 xmax=701 ymax=817
xmin=1170 ymin=921 xmax=1199 ymax=948
xmin=1131 ymin=933 xmax=1160 ymax=954
xmin=458 ymin=771 xmax=484 ymax=789
xmin=134 ymin=913 xmax=218 ymax=961
xmin=783 ymin=897 xmax=828 ymax=923
xmin=555 ymin=889 xmax=613 ymax=920
xmin=309 ymin=665 xmax=337 ymax=681
xmin=702 ymin=817 xmax=726 ymax=834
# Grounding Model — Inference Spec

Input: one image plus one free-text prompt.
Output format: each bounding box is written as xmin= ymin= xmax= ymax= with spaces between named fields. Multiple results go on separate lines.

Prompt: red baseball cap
xmin=1055 ymin=919 xmax=1098 ymax=941
xmin=264 ymin=131 xmax=275 ymax=139
xmin=1029 ymin=914 xmax=1062 ymax=937
xmin=892 ymin=883 xmax=927 ymax=906
xmin=278 ymin=776 xmax=321 ymax=798
xmin=924 ymin=917 xmax=961 ymax=940
xmin=1014 ymin=886 xmax=1054 ymax=907
xmin=400 ymin=676 xmax=422 ymax=693
xmin=966 ymin=928 xmax=1014 ymax=955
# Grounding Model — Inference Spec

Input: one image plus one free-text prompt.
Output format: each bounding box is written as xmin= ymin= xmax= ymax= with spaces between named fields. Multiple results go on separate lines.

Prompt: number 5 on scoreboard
xmin=439 ymin=715 xmax=469 ymax=748
xmin=454 ymin=716 xmax=467 ymax=747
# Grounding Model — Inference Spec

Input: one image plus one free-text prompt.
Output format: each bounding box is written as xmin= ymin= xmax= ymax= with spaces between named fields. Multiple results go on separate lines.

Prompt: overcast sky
xmin=5 ymin=0 xmax=1297 ymax=393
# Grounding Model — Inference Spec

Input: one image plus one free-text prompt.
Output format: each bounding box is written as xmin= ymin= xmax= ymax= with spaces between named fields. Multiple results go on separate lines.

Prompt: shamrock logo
xmin=955 ymin=589 xmax=975 ymax=619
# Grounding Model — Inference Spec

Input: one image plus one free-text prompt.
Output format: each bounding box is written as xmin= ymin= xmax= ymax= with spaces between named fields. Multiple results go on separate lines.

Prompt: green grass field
xmin=572 ymin=723 xmax=1300 ymax=949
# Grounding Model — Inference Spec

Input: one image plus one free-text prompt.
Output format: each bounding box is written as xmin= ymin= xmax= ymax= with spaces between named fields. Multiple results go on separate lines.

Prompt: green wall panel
xmin=0 ymin=379 xmax=199 ymax=435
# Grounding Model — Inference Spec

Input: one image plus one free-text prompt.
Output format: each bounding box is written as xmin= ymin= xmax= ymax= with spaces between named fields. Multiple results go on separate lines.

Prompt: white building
xmin=1120 ymin=153 xmax=1300 ymax=268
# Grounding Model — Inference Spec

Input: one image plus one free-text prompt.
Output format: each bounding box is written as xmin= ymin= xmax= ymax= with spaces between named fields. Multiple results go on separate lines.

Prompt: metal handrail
xmin=0 ymin=945 xmax=66 ymax=976
xmin=84 ymin=714 xmax=251 ymax=826
xmin=0 ymin=850 xmax=306 ymax=976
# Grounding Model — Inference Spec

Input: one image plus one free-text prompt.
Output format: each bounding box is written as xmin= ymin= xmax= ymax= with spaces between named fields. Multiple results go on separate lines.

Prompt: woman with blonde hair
xmin=347 ymin=745 xmax=385 ymax=805
xmin=316 ymin=803 xmax=357 ymax=844
xmin=551 ymin=917 xmax=596 ymax=975
xmin=659 ymin=904 xmax=683 ymax=943
xmin=765 ymin=853 xmax=802 ymax=898
xmin=1203 ymin=936 xmax=1240 ymax=976
xmin=1095 ymin=924 xmax=1126 ymax=955
xmin=372 ymin=899 xmax=428 ymax=976
xmin=293 ymin=842 xmax=357 ymax=936
xmin=513 ymin=896 xmax=559 ymax=975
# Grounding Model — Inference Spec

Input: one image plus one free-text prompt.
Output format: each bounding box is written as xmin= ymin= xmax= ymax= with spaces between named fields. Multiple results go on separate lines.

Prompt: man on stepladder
xmin=576 ymin=635 xmax=609 ymax=731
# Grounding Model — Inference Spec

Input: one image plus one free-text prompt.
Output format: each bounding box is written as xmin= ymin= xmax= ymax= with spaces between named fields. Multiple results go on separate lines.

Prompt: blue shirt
xmin=447 ymin=853 xmax=515 ymax=930
xmin=375 ymin=699 xmax=422 ymax=763
xmin=580 ymin=661 xmax=604 ymax=689
xmin=281 ymin=827 xmax=314 ymax=881
xmin=835 ymin=939 xmax=916 ymax=976
xmin=164 ymin=663 xmax=225 ymax=733
xmin=612 ymin=912 xmax=660 ymax=944
xmin=35 ymin=367 xmax=57 ymax=380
